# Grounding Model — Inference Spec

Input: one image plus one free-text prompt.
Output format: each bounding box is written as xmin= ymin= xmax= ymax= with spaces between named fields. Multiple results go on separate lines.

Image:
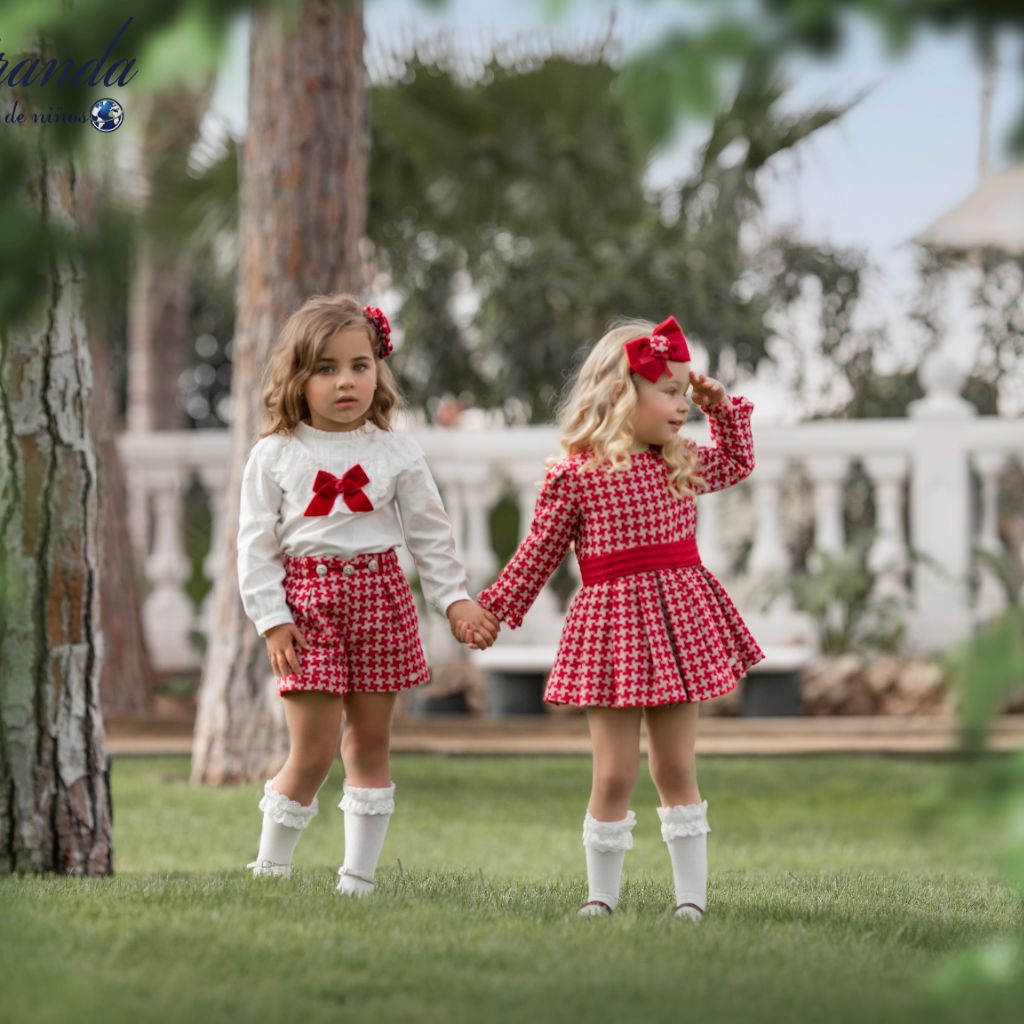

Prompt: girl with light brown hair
xmin=238 ymin=293 xmax=498 ymax=894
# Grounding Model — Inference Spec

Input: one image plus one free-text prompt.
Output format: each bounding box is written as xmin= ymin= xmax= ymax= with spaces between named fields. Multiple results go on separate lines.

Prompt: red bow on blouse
xmin=624 ymin=316 xmax=692 ymax=382
xmin=303 ymin=465 xmax=374 ymax=517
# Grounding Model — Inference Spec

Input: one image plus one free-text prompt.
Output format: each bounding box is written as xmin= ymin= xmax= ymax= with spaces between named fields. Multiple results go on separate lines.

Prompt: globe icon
xmin=90 ymin=98 xmax=124 ymax=133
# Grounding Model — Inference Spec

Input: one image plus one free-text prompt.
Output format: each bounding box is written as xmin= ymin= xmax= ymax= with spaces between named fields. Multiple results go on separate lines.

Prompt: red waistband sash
xmin=577 ymin=537 xmax=702 ymax=586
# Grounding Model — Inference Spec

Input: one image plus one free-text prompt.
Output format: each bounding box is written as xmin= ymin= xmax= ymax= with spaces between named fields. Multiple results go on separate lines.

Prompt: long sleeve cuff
xmin=436 ymin=586 xmax=473 ymax=617
xmin=254 ymin=609 xmax=295 ymax=638
xmin=707 ymin=393 xmax=754 ymax=418
xmin=476 ymin=583 xmax=523 ymax=629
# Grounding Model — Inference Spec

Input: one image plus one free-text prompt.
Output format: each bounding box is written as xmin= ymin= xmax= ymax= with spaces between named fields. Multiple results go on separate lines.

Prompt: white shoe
xmin=246 ymin=858 xmax=292 ymax=878
xmin=674 ymin=902 xmax=704 ymax=922
xmin=577 ymin=899 xmax=614 ymax=917
xmin=336 ymin=866 xmax=375 ymax=897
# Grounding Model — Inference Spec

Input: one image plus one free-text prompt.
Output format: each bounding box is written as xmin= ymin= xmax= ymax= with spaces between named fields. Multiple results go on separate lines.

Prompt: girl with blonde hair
xmin=238 ymin=293 xmax=498 ymax=893
xmin=468 ymin=315 xmax=764 ymax=920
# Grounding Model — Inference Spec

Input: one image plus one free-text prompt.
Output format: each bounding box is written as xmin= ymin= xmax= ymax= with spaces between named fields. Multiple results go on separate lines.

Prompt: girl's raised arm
xmin=237 ymin=442 xmax=294 ymax=638
xmin=690 ymin=394 xmax=756 ymax=496
xmin=476 ymin=461 xmax=580 ymax=629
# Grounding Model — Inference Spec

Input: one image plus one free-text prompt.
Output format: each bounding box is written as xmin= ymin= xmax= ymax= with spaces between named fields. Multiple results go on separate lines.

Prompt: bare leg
xmin=644 ymin=701 xmax=701 ymax=806
xmin=272 ymin=691 xmax=346 ymax=804
xmin=340 ymin=692 xmax=397 ymax=787
xmin=586 ymin=706 xmax=643 ymax=819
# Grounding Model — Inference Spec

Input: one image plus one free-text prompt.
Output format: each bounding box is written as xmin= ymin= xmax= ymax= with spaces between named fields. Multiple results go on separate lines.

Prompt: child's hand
xmin=265 ymin=622 xmax=308 ymax=679
xmin=447 ymin=600 xmax=500 ymax=650
xmin=453 ymin=619 xmax=495 ymax=649
xmin=689 ymin=370 xmax=727 ymax=410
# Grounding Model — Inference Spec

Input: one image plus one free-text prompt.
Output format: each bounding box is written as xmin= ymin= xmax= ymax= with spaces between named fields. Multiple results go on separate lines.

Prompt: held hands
xmin=689 ymin=370 xmax=726 ymax=410
xmin=447 ymin=599 xmax=500 ymax=650
xmin=264 ymin=622 xmax=308 ymax=679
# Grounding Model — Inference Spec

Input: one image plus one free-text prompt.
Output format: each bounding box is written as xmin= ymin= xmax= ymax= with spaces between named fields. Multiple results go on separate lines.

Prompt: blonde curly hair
xmin=551 ymin=319 xmax=705 ymax=500
xmin=256 ymin=293 xmax=404 ymax=439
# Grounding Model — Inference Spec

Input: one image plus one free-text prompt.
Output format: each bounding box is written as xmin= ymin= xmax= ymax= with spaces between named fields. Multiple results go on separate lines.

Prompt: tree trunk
xmin=0 ymin=154 xmax=112 ymax=875
xmin=73 ymin=177 xmax=158 ymax=721
xmin=192 ymin=0 xmax=369 ymax=783
xmin=125 ymin=87 xmax=208 ymax=434
xmin=126 ymin=243 xmax=192 ymax=432
xmin=90 ymin=303 xmax=157 ymax=719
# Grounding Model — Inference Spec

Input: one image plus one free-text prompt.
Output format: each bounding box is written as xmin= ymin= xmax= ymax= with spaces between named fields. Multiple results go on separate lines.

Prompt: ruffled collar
xmin=295 ymin=418 xmax=379 ymax=441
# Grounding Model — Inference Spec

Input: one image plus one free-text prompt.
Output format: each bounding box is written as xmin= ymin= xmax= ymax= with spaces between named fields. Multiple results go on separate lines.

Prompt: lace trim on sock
xmin=658 ymin=800 xmax=711 ymax=840
xmin=338 ymin=781 xmax=396 ymax=816
xmin=582 ymin=810 xmax=637 ymax=852
xmin=258 ymin=781 xmax=319 ymax=829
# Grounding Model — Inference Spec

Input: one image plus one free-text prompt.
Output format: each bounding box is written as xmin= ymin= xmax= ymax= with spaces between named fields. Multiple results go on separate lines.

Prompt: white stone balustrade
xmin=116 ymin=368 xmax=1023 ymax=673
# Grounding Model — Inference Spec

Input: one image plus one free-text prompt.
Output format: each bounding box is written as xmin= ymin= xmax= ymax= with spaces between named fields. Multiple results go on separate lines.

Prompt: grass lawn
xmin=1 ymin=753 xmax=1022 ymax=1024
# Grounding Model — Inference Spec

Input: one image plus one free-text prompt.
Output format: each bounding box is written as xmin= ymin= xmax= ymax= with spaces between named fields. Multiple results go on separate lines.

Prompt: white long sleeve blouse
xmin=237 ymin=419 xmax=472 ymax=637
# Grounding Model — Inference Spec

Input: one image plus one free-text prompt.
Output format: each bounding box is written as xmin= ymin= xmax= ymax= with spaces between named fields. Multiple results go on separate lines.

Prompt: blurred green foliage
xmin=931 ymin=603 xmax=1024 ymax=1008
xmin=570 ymin=0 xmax=1024 ymax=156
xmin=370 ymin=50 xmax=858 ymax=421
xmin=0 ymin=0 xmax=295 ymax=327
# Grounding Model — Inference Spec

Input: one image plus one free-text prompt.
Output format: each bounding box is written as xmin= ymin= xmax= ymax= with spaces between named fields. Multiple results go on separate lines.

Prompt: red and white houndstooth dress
xmin=477 ymin=394 xmax=765 ymax=707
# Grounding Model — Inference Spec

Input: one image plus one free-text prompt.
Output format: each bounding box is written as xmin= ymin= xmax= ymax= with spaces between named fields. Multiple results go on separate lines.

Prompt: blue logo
xmin=90 ymin=97 xmax=123 ymax=132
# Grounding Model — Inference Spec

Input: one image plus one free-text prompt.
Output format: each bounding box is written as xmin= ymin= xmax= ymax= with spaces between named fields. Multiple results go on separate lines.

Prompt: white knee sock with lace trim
xmin=580 ymin=810 xmax=636 ymax=913
xmin=659 ymin=800 xmax=711 ymax=915
xmin=336 ymin=781 xmax=396 ymax=897
xmin=249 ymin=781 xmax=319 ymax=877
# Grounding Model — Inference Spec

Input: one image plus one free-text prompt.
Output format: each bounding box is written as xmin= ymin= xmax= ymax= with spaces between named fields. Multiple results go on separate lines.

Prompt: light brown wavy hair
xmin=550 ymin=319 xmax=706 ymax=500
xmin=257 ymin=293 xmax=404 ymax=439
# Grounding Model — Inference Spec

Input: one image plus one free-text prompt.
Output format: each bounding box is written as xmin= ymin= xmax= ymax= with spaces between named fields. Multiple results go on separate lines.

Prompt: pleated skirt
xmin=543 ymin=566 xmax=765 ymax=707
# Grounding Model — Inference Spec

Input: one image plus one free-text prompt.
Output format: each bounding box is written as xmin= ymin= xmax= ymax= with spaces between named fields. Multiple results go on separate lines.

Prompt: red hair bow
xmin=303 ymin=465 xmax=374 ymax=517
xmin=624 ymin=316 xmax=691 ymax=382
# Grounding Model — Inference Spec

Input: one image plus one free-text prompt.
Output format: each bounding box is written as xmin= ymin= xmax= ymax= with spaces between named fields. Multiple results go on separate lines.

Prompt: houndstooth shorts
xmin=277 ymin=547 xmax=430 ymax=697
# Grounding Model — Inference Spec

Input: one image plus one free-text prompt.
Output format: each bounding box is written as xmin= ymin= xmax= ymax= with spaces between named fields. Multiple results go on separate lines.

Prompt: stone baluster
xmin=906 ymin=353 xmax=975 ymax=652
xmin=198 ymin=462 xmax=228 ymax=641
xmin=126 ymin=470 xmax=150 ymax=576
xmin=739 ymin=456 xmax=808 ymax=639
xmin=804 ymin=455 xmax=849 ymax=570
xmin=862 ymin=453 xmax=911 ymax=605
xmin=143 ymin=465 xmax=197 ymax=671
xmin=437 ymin=460 xmax=500 ymax=590
xmin=970 ymin=450 xmax=1010 ymax=623
xmin=746 ymin=457 xmax=789 ymax=579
